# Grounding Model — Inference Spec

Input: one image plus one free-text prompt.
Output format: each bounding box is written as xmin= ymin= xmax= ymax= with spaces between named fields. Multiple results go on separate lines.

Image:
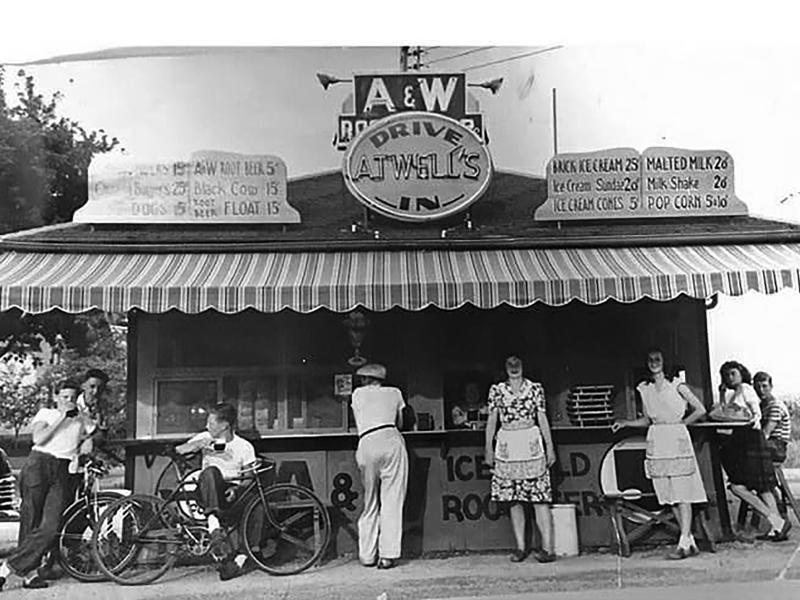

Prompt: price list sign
xmin=77 ymin=150 xmax=300 ymax=224
xmin=537 ymin=146 xmax=747 ymax=221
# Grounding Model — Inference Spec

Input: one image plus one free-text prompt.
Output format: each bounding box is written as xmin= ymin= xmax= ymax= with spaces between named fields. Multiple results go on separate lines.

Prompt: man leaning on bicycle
xmin=174 ymin=402 xmax=256 ymax=581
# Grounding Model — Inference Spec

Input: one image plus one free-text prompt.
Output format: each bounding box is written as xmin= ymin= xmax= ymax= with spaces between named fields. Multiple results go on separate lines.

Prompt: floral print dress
xmin=488 ymin=378 xmax=552 ymax=503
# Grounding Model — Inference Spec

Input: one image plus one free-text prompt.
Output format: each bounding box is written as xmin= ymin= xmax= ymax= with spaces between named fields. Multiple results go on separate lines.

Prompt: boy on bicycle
xmin=175 ymin=402 xmax=255 ymax=580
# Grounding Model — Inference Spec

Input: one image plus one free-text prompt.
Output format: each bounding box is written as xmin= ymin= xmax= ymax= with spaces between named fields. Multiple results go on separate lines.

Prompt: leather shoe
xmin=360 ymin=560 xmax=377 ymax=568
xmin=22 ymin=575 xmax=49 ymax=589
xmin=533 ymin=550 xmax=556 ymax=563
xmin=509 ymin=549 xmax=529 ymax=563
xmin=687 ymin=545 xmax=700 ymax=557
xmin=209 ymin=529 xmax=232 ymax=559
xmin=765 ymin=530 xmax=790 ymax=542
xmin=666 ymin=547 xmax=687 ymax=560
xmin=218 ymin=560 xmax=240 ymax=581
xmin=377 ymin=558 xmax=396 ymax=569
xmin=0 ymin=576 xmax=5 ymax=591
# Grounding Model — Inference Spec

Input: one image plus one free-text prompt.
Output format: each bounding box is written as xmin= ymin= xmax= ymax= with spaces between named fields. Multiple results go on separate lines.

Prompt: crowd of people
xmin=0 ymin=353 xmax=794 ymax=591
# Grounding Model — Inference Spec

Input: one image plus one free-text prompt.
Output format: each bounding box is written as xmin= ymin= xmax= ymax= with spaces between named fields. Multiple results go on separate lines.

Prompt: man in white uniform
xmin=175 ymin=402 xmax=256 ymax=581
xmin=351 ymin=364 xmax=409 ymax=570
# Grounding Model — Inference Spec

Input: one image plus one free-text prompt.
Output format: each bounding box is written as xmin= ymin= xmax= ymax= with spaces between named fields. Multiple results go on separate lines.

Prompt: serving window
xmin=150 ymin=367 xmax=349 ymax=437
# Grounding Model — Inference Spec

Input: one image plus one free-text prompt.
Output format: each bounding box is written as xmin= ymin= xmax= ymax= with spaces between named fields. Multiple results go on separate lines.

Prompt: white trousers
xmin=355 ymin=427 xmax=409 ymax=562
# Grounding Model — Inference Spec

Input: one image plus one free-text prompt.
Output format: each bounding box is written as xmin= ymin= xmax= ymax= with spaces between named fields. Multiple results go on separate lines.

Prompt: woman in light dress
xmin=484 ymin=355 xmax=556 ymax=563
xmin=612 ymin=349 xmax=707 ymax=559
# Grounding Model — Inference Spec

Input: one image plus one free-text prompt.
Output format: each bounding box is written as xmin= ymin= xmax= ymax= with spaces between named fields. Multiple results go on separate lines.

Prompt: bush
xmin=781 ymin=394 xmax=800 ymax=468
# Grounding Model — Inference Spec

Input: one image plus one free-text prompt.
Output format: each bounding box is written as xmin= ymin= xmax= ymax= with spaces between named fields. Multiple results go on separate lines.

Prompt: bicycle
xmin=153 ymin=448 xmax=201 ymax=503
xmin=55 ymin=456 xmax=129 ymax=581
xmin=91 ymin=452 xmax=331 ymax=585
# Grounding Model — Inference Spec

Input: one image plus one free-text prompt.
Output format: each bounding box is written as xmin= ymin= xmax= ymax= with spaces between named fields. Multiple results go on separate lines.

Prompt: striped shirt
xmin=761 ymin=398 xmax=791 ymax=443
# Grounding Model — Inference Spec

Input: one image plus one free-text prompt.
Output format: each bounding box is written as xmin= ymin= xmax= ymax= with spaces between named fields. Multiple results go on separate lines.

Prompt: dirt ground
xmin=0 ymin=538 xmax=798 ymax=600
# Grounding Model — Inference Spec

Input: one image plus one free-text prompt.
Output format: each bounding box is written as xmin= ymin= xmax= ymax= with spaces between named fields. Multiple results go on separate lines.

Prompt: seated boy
xmin=175 ymin=402 xmax=256 ymax=580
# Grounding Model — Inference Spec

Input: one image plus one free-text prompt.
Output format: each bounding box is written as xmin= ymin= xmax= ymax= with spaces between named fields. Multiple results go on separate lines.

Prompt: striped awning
xmin=0 ymin=243 xmax=799 ymax=314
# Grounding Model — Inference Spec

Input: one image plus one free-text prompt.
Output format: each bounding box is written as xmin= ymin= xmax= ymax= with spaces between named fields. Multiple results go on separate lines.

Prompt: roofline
xmin=4 ymin=227 xmax=800 ymax=254
xmin=0 ymin=221 xmax=84 ymax=242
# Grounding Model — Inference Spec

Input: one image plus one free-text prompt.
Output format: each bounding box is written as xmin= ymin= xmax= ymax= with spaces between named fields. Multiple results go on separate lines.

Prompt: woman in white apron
xmin=612 ymin=349 xmax=707 ymax=559
xmin=485 ymin=356 xmax=556 ymax=563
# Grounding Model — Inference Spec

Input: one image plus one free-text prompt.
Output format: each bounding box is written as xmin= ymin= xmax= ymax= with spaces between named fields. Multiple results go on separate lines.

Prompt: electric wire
xmin=425 ymin=46 xmax=494 ymax=65
xmin=461 ymin=45 xmax=564 ymax=71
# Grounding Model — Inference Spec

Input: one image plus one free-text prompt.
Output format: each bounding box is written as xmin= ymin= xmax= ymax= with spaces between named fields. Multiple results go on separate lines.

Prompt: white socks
xmin=0 ymin=562 xmax=9 ymax=578
xmin=769 ymin=514 xmax=785 ymax=533
xmin=207 ymin=514 xmax=220 ymax=532
xmin=677 ymin=533 xmax=696 ymax=550
xmin=234 ymin=554 xmax=246 ymax=568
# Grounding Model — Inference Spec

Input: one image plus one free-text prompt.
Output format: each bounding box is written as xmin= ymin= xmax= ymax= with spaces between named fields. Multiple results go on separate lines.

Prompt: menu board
xmin=536 ymin=146 xmax=747 ymax=221
xmin=76 ymin=150 xmax=300 ymax=224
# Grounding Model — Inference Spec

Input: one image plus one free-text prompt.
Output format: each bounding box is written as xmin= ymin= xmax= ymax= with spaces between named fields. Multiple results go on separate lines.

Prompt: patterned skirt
xmin=491 ymin=423 xmax=551 ymax=503
xmin=719 ymin=428 xmax=777 ymax=492
xmin=491 ymin=469 xmax=552 ymax=503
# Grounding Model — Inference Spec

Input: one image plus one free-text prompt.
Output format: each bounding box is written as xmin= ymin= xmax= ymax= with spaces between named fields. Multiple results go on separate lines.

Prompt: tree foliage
xmin=41 ymin=311 xmax=128 ymax=441
xmin=0 ymin=66 xmax=120 ymax=233
xmin=0 ymin=356 xmax=48 ymax=445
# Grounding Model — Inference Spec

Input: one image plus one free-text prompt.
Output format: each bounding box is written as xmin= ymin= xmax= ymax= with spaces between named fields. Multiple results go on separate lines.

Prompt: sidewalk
xmin=1 ymin=539 xmax=798 ymax=599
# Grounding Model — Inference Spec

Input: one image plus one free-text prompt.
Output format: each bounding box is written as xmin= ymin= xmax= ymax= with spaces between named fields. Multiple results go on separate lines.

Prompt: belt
xmin=30 ymin=449 xmax=71 ymax=463
xmin=358 ymin=423 xmax=397 ymax=440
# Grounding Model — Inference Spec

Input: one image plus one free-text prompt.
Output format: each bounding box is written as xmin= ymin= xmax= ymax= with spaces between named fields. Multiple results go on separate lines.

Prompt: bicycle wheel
xmin=57 ymin=491 xmax=123 ymax=582
xmin=241 ymin=483 xmax=331 ymax=575
xmin=92 ymin=493 xmax=179 ymax=585
xmin=154 ymin=455 xmax=201 ymax=501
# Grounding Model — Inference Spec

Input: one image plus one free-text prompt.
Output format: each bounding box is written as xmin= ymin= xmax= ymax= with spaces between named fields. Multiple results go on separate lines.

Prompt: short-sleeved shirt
xmin=723 ymin=383 xmax=762 ymax=429
xmin=31 ymin=407 xmax=95 ymax=461
xmin=350 ymin=385 xmax=404 ymax=436
xmin=186 ymin=432 xmax=256 ymax=480
xmin=487 ymin=379 xmax=544 ymax=426
xmin=762 ymin=397 xmax=791 ymax=443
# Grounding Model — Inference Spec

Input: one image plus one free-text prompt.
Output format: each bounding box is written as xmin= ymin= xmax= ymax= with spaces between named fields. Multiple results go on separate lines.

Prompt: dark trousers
xmin=197 ymin=466 xmax=236 ymax=517
xmin=8 ymin=451 xmax=69 ymax=576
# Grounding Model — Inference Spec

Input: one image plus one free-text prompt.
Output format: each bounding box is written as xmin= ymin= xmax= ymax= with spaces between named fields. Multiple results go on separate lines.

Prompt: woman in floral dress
xmin=484 ymin=355 xmax=556 ymax=563
xmin=613 ymin=349 xmax=707 ymax=559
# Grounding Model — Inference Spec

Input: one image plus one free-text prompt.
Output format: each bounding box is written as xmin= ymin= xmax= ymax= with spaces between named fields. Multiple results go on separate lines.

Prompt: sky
xmin=1 ymin=2 xmax=800 ymax=393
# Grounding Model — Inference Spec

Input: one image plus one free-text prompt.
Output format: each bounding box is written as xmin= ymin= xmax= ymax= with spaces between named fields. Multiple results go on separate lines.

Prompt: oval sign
xmin=343 ymin=111 xmax=493 ymax=222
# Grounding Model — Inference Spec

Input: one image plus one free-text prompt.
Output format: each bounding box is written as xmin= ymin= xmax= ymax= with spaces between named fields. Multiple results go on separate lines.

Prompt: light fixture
xmin=468 ymin=77 xmax=504 ymax=95
xmin=316 ymin=72 xmax=352 ymax=90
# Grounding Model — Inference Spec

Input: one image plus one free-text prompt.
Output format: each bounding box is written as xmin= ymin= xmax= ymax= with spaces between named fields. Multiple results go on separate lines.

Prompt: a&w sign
xmin=335 ymin=73 xmax=485 ymax=150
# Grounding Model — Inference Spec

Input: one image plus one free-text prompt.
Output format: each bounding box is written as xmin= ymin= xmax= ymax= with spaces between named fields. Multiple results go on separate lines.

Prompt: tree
xmin=0 ymin=356 xmax=48 ymax=446
xmin=41 ymin=311 xmax=127 ymax=442
xmin=0 ymin=66 xmax=121 ymax=233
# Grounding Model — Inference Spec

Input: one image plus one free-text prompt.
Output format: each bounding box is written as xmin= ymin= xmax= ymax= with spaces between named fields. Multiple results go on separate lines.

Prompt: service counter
xmin=121 ymin=423 xmax=730 ymax=555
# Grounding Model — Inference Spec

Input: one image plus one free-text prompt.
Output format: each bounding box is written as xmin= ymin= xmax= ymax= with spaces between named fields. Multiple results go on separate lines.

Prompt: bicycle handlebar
xmin=241 ymin=457 xmax=276 ymax=475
